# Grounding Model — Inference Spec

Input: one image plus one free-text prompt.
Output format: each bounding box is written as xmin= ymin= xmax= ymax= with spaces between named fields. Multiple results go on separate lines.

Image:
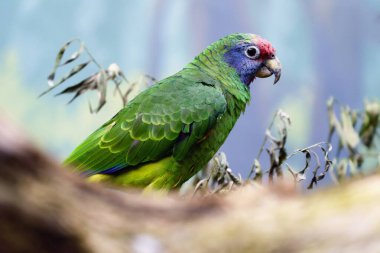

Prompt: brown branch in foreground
xmin=0 ymin=117 xmax=380 ymax=253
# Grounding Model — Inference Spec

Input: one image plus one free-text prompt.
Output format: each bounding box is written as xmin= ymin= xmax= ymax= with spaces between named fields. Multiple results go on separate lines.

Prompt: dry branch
xmin=0 ymin=117 xmax=379 ymax=253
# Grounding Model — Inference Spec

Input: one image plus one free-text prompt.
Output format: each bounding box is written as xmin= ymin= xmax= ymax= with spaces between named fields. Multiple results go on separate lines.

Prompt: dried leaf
xmin=327 ymin=97 xmax=336 ymax=143
xmin=336 ymin=159 xmax=348 ymax=181
xmin=359 ymin=100 xmax=380 ymax=148
xmin=278 ymin=109 xmax=291 ymax=126
xmin=296 ymin=172 xmax=306 ymax=182
xmin=340 ymin=106 xmax=360 ymax=149
xmin=252 ymin=159 xmax=262 ymax=182
xmin=56 ymin=61 xmax=91 ymax=87
xmin=47 ymin=39 xmax=85 ymax=87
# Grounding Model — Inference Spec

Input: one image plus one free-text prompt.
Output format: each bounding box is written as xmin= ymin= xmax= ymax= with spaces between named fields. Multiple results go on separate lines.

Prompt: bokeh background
xmin=1 ymin=0 xmax=380 ymax=178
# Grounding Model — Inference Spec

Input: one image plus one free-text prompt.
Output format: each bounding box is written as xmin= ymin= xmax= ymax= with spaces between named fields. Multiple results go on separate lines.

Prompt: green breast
xmin=174 ymin=92 xmax=248 ymax=183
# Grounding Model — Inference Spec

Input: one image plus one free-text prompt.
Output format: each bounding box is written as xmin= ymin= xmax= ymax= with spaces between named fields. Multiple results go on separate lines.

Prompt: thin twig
xmin=247 ymin=110 xmax=280 ymax=180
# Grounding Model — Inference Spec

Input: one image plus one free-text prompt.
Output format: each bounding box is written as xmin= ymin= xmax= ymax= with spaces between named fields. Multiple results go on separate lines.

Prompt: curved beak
xmin=255 ymin=57 xmax=282 ymax=84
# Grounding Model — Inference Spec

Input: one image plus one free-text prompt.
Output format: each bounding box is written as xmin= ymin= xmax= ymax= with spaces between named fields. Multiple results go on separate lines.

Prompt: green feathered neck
xmin=185 ymin=34 xmax=252 ymax=105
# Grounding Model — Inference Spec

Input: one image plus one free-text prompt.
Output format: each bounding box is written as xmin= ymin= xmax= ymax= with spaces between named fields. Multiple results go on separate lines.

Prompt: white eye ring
xmin=245 ymin=46 xmax=260 ymax=59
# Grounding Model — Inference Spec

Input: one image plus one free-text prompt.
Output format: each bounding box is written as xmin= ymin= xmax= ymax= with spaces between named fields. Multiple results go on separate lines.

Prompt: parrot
xmin=64 ymin=33 xmax=281 ymax=190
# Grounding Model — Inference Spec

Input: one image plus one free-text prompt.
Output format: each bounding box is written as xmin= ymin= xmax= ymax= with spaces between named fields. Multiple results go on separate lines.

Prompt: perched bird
xmin=64 ymin=33 xmax=281 ymax=189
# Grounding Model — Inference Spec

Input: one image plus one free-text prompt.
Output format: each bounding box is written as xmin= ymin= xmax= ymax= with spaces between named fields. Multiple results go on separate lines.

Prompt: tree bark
xmin=0 ymin=117 xmax=379 ymax=253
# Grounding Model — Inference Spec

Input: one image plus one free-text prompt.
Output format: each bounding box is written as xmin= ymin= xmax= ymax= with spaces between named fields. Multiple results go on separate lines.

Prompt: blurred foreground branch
xmin=1 ymin=117 xmax=380 ymax=253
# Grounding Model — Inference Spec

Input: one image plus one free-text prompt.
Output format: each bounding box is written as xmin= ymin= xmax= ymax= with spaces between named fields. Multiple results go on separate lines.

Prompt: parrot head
xmin=223 ymin=33 xmax=281 ymax=86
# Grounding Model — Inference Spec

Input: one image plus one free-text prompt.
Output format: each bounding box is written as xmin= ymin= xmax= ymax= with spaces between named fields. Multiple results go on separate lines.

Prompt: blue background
xmin=1 ymin=0 xmax=379 ymax=180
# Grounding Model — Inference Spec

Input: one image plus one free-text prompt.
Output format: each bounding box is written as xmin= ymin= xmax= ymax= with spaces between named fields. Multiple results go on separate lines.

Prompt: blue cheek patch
xmin=223 ymin=44 xmax=260 ymax=86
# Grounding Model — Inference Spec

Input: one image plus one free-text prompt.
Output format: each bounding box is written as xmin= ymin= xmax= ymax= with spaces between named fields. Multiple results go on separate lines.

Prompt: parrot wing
xmin=64 ymin=73 xmax=227 ymax=175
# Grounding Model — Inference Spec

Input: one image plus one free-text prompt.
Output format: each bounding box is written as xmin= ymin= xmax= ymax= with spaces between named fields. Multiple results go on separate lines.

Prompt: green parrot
xmin=64 ymin=33 xmax=281 ymax=190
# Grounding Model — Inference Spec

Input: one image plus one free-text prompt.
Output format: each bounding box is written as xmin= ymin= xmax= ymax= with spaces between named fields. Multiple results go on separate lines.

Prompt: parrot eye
xmin=245 ymin=46 xmax=260 ymax=59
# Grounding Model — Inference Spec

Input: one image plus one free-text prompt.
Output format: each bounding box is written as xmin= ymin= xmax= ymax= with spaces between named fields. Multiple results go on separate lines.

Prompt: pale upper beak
xmin=255 ymin=56 xmax=282 ymax=84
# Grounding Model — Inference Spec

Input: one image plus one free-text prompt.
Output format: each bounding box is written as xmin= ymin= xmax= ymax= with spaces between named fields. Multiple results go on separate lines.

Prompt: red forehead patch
xmin=256 ymin=37 xmax=276 ymax=58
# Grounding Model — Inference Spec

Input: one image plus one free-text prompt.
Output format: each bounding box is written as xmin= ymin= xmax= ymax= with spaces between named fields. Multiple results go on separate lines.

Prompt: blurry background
xmin=0 ymin=0 xmax=379 ymax=178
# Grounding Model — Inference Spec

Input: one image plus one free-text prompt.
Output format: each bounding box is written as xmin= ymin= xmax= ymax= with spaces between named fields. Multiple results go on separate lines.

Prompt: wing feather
xmin=64 ymin=72 xmax=226 ymax=175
